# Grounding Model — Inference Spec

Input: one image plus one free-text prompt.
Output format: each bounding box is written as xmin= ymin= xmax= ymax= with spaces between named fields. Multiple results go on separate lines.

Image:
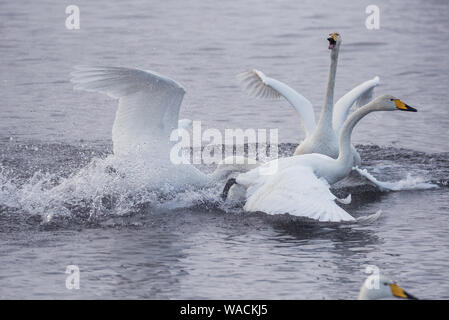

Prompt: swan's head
xmin=373 ymin=94 xmax=418 ymax=112
xmin=358 ymin=274 xmax=418 ymax=300
xmin=327 ymin=32 xmax=341 ymax=50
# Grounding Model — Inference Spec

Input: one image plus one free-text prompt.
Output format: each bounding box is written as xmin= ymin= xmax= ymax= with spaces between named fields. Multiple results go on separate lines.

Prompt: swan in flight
xmin=359 ymin=274 xmax=418 ymax=300
xmin=221 ymin=95 xmax=417 ymax=222
xmin=71 ymin=66 xmax=258 ymax=190
xmin=238 ymin=32 xmax=380 ymax=165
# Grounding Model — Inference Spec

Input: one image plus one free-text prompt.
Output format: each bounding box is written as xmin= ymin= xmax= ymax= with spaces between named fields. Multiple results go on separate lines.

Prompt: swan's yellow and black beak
xmin=389 ymin=283 xmax=418 ymax=300
xmin=327 ymin=33 xmax=339 ymax=49
xmin=392 ymin=99 xmax=417 ymax=112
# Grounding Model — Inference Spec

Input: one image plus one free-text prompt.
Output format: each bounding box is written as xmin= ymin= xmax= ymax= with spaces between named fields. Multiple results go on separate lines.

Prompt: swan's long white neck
xmin=336 ymin=100 xmax=383 ymax=171
xmin=316 ymin=46 xmax=339 ymax=132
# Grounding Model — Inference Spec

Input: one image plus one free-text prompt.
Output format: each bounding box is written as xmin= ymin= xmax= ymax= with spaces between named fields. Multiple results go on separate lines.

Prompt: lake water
xmin=0 ymin=0 xmax=448 ymax=299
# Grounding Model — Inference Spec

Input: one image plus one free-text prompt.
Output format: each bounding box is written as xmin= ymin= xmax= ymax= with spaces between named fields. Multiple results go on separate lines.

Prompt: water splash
xmin=355 ymin=167 xmax=438 ymax=191
xmin=0 ymin=142 xmax=446 ymax=225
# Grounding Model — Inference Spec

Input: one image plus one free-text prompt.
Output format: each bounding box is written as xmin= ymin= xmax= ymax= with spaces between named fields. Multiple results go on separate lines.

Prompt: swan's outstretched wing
xmin=71 ymin=66 xmax=185 ymax=156
xmin=237 ymin=165 xmax=356 ymax=222
xmin=333 ymin=76 xmax=380 ymax=134
xmin=237 ymin=69 xmax=316 ymax=137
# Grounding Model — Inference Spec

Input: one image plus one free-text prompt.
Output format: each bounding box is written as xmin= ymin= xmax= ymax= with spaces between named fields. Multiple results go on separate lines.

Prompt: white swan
xmin=237 ymin=32 xmax=380 ymax=166
xmin=71 ymin=66 xmax=258 ymax=190
xmin=222 ymin=95 xmax=417 ymax=222
xmin=359 ymin=274 xmax=418 ymax=300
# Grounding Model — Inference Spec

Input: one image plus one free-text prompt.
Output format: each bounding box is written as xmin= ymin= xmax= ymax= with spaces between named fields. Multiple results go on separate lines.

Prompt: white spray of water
xmin=355 ymin=167 xmax=438 ymax=191
xmin=0 ymin=153 xmax=222 ymax=221
xmin=0 ymin=155 xmax=441 ymax=222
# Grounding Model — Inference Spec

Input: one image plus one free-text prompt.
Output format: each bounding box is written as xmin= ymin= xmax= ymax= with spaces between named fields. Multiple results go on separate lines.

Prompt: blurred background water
xmin=0 ymin=0 xmax=448 ymax=299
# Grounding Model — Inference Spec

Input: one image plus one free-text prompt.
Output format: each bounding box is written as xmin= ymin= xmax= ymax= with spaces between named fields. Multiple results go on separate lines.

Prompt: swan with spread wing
xmin=71 ymin=66 xmax=258 ymax=190
xmin=222 ymin=95 xmax=417 ymax=222
xmin=238 ymin=32 xmax=379 ymax=166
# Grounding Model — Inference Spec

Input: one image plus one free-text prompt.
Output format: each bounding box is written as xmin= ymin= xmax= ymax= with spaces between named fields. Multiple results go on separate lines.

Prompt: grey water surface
xmin=1 ymin=0 xmax=449 ymax=299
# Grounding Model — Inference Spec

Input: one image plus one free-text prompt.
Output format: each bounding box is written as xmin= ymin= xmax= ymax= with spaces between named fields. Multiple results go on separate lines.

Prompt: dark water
xmin=1 ymin=0 xmax=449 ymax=299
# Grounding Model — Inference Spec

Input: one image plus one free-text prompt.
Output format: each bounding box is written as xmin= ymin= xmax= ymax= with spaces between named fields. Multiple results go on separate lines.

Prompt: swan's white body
xmin=238 ymin=34 xmax=380 ymax=166
xmin=71 ymin=66 xmax=257 ymax=190
xmin=234 ymin=95 xmax=417 ymax=222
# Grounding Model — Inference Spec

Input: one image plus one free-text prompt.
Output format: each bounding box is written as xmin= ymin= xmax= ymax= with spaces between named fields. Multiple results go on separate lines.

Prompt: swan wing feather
xmin=237 ymin=69 xmax=316 ymax=136
xmin=71 ymin=66 xmax=185 ymax=155
xmin=354 ymin=81 xmax=377 ymax=109
xmin=237 ymin=69 xmax=282 ymax=99
xmin=333 ymin=76 xmax=380 ymax=134
xmin=238 ymin=165 xmax=356 ymax=222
